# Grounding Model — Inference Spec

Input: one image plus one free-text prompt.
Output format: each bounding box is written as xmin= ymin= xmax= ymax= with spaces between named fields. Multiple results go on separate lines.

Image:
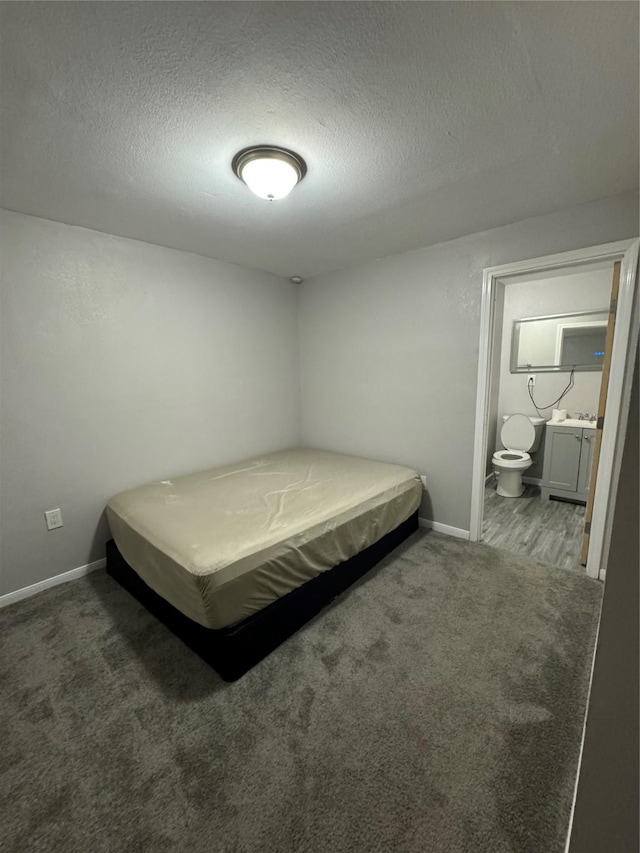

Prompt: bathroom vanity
xmin=540 ymin=419 xmax=596 ymax=503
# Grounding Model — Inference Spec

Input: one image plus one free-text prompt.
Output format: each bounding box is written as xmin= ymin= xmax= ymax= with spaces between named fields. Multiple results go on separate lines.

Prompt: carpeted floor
xmin=1 ymin=531 xmax=602 ymax=853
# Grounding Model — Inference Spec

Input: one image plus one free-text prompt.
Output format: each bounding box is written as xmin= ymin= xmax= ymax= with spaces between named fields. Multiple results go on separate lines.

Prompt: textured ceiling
xmin=1 ymin=2 xmax=638 ymax=279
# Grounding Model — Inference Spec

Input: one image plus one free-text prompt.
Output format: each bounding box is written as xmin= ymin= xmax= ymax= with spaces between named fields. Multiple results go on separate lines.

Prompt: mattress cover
xmin=106 ymin=448 xmax=422 ymax=629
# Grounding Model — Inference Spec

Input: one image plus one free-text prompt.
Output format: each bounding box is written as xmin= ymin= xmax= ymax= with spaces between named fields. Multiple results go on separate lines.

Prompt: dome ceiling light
xmin=232 ymin=146 xmax=306 ymax=201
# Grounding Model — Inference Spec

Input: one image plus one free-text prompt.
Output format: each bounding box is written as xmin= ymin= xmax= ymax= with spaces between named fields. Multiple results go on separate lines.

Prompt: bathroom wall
xmin=0 ymin=210 xmax=300 ymax=596
xmin=299 ymin=191 xmax=637 ymax=532
xmin=496 ymin=267 xmax=613 ymax=479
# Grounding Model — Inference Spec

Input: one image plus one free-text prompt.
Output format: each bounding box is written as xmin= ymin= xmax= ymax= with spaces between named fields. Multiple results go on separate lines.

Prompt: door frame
xmin=469 ymin=238 xmax=639 ymax=579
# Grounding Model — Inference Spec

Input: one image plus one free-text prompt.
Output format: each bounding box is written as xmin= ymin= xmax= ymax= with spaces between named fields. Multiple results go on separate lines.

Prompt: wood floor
xmin=482 ymin=482 xmax=586 ymax=571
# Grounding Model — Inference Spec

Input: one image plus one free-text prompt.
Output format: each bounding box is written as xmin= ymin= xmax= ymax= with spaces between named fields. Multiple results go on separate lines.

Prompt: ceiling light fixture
xmin=232 ymin=146 xmax=306 ymax=201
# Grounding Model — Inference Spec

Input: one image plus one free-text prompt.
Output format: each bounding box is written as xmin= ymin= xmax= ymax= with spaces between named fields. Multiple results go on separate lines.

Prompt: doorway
xmin=470 ymin=239 xmax=639 ymax=580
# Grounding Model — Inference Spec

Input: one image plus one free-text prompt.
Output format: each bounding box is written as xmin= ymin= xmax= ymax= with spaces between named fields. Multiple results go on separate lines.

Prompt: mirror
xmin=511 ymin=310 xmax=608 ymax=373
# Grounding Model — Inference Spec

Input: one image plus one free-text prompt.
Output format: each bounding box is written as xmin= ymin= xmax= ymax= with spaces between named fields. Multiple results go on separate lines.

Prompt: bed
xmin=106 ymin=448 xmax=422 ymax=680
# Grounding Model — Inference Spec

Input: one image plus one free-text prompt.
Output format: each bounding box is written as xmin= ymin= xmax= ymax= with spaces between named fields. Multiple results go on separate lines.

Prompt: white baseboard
xmin=419 ymin=518 xmax=470 ymax=540
xmin=0 ymin=558 xmax=106 ymax=608
xmin=522 ymin=475 xmax=543 ymax=486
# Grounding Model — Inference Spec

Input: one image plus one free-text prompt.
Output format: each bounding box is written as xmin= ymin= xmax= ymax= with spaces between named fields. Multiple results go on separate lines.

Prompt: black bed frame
xmin=106 ymin=509 xmax=419 ymax=682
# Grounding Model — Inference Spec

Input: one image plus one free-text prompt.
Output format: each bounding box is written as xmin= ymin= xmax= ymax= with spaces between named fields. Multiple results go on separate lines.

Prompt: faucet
xmin=576 ymin=412 xmax=597 ymax=422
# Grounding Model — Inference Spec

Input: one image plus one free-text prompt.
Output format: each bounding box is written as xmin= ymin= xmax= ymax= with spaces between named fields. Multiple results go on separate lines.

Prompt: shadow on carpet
xmin=0 ymin=531 xmax=602 ymax=853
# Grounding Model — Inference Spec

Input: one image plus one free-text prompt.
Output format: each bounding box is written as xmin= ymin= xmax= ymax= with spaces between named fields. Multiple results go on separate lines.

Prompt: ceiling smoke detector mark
xmin=45 ymin=508 xmax=63 ymax=530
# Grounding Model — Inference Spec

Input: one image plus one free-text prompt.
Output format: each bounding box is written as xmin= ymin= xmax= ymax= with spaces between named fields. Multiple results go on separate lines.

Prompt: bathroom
xmin=483 ymin=263 xmax=613 ymax=570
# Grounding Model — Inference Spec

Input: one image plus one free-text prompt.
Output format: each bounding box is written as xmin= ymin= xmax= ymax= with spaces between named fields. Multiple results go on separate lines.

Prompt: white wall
xmin=299 ymin=192 xmax=638 ymax=531
xmin=495 ymin=267 xmax=613 ymax=478
xmin=0 ymin=211 xmax=300 ymax=596
xmin=2 ymin=193 xmax=636 ymax=594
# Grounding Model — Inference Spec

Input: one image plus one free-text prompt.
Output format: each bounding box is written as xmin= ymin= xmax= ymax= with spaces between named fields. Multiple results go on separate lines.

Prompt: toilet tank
xmin=501 ymin=415 xmax=547 ymax=452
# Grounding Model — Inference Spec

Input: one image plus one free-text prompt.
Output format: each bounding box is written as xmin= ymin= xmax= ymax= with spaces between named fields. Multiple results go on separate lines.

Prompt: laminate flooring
xmin=482 ymin=482 xmax=586 ymax=571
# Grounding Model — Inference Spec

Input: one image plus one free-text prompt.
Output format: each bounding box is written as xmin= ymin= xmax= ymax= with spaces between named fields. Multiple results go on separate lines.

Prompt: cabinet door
xmin=544 ymin=426 xmax=582 ymax=491
xmin=577 ymin=430 xmax=595 ymax=495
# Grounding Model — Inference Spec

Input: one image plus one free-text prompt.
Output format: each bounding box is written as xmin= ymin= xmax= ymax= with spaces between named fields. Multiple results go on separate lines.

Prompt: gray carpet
xmin=1 ymin=531 xmax=602 ymax=853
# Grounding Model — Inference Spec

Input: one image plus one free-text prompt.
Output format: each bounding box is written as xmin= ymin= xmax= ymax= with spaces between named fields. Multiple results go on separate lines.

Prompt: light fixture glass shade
xmin=232 ymin=146 xmax=306 ymax=201
xmin=240 ymin=157 xmax=299 ymax=200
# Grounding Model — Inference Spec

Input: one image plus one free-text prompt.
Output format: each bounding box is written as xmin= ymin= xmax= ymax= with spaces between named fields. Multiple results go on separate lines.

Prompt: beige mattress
xmin=106 ymin=448 xmax=421 ymax=630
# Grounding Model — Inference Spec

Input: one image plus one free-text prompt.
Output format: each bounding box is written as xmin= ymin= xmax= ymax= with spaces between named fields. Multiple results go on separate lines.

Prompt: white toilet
xmin=492 ymin=414 xmax=546 ymax=498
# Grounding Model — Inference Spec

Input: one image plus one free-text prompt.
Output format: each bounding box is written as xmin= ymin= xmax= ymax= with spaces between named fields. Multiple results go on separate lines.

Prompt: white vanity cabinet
xmin=540 ymin=421 xmax=595 ymax=503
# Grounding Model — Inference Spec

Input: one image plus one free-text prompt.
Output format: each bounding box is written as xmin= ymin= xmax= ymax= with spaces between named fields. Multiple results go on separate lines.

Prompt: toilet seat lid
xmin=500 ymin=414 xmax=535 ymax=451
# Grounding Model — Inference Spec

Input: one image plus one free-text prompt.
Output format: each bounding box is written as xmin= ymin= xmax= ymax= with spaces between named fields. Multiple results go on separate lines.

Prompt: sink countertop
xmin=546 ymin=418 xmax=597 ymax=429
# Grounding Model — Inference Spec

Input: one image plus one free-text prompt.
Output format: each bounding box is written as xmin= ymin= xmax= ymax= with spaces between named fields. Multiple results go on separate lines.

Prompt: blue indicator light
xmin=594 ymin=351 xmax=604 ymax=357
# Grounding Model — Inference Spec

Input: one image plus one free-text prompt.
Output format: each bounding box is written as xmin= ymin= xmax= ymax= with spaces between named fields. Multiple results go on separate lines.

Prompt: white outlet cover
xmin=45 ymin=508 xmax=63 ymax=530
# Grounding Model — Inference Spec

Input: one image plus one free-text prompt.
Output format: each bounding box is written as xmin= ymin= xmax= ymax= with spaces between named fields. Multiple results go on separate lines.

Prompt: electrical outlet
xmin=527 ymin=373 xmax=536 ymax=386
xmin=420 ymin=475 xmax=428 ymax=489
xmin=45 ymin=508 xmax=63 ymax=531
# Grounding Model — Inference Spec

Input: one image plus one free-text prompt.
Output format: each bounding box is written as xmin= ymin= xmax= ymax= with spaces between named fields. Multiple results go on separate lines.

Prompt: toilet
xmin=492 ymin=414 xmax=546 ymax=498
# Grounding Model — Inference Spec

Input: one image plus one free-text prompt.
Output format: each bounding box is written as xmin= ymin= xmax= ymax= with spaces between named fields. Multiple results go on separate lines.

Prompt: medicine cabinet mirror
xmin=510 ymin=310 xmax=608 ymax=373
